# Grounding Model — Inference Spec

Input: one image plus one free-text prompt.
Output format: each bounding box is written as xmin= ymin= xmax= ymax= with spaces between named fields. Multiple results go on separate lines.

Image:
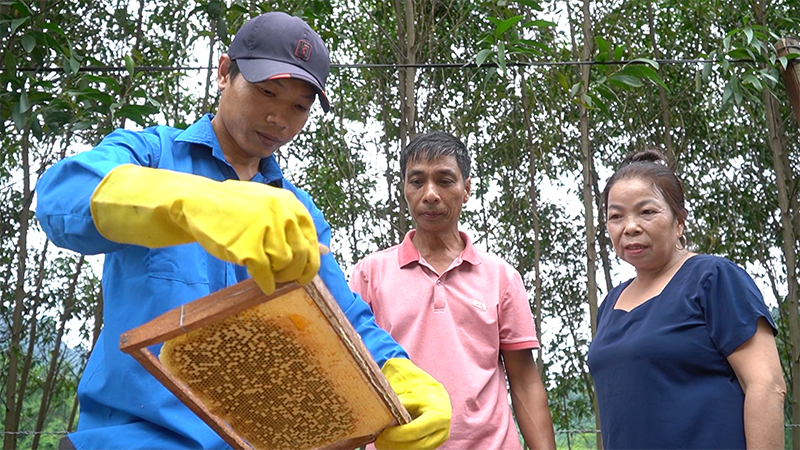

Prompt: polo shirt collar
xmin=398 ymin=230 xmax=482 ymax=268
xmin=175 ymin=114 xmax=285 ymax=184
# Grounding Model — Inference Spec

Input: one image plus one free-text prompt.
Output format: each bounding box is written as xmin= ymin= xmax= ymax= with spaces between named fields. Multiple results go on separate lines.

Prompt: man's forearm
xmin=512 ymin=388 xmax=556 ymax=450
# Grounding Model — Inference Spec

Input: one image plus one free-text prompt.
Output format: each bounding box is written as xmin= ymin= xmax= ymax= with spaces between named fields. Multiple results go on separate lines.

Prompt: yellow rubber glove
xmin=377 ymin=358 xmax=451 ymax=450
xmin=90 ymin=164 xmax=319 ymax=295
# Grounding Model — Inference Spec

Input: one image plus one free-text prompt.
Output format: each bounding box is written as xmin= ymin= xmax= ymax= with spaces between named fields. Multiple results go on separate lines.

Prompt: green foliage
xmin=2 ymin=0 xmax=798 ymax=445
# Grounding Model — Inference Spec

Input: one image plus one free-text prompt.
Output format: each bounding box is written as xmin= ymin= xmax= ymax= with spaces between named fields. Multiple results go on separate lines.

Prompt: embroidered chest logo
xmin=295 ymin=40 xmax=312 ymax=61
xmin=472 ymin=299 xmax=486 ymax=311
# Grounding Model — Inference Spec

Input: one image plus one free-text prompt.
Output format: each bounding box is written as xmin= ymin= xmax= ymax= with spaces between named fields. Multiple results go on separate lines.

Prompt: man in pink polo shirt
xmin=349 ymin=131 xmax=556 ymax=449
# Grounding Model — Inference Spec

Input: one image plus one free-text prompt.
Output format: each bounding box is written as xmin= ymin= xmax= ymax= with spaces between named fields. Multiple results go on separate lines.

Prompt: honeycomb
xmin=159 ymin=288 xmax=397 ymax=450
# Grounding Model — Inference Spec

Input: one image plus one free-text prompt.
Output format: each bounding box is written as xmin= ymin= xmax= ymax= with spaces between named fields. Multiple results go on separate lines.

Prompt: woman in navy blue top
xmin=586 ymin=149 xmax=785 ymax=449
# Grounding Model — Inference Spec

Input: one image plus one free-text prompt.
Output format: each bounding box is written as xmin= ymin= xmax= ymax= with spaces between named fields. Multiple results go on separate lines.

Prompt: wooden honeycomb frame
xmin=119 ymin=276 xmax=410 ymax=450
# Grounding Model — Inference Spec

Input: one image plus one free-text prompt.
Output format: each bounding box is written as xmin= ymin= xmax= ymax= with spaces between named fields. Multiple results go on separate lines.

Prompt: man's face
xmin=404 ymin=154 xmax=471 ymax=234
xmin=214 ymin=56 xmax=315 ymax=163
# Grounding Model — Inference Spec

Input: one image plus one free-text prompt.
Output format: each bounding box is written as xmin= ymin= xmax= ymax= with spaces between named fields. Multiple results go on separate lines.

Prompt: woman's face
xmin=606 ymin=177 xmax=684 ymax=273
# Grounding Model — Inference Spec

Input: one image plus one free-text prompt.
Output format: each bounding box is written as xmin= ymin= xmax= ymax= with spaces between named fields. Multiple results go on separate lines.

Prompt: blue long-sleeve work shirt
xmin=35 ymin=114 xmax=407 ymax=449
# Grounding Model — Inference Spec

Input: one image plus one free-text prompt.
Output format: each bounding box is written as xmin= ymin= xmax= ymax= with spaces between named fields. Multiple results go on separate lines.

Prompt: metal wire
xmin=4 ymin=423 xmax=800 ymax=436
xmin=12 ymin=58 xmax=759 ymax=74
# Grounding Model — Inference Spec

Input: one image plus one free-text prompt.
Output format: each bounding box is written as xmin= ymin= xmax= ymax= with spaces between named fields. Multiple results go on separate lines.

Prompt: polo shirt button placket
xmin=433 ymin=278 xmax=445 ymax=311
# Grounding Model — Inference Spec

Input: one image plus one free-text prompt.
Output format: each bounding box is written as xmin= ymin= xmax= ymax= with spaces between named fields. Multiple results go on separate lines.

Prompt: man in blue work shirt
xmin=36 ymin=11 xmax=450 ymax=450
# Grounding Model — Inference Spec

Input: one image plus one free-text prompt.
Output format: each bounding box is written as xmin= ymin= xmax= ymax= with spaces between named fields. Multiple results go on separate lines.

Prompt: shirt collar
xmin=398 ymin=229 xmax=482 ymax=268
xmin=175 ymin=114 xmax=284 ymax=183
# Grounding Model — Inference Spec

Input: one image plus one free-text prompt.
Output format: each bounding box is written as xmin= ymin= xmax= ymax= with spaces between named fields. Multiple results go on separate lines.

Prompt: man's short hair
xmin=228 ymin=59 xmax=241 ymax=79
xmin=400 ymin=131 xmax=471 ymax=181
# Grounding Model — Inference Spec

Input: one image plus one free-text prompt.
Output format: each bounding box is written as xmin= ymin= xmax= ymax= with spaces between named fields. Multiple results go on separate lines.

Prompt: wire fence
xmin=3 ymin=423 xmax=800 ymax=436
xmin=13 ymin=57 xmax=764 ymax=75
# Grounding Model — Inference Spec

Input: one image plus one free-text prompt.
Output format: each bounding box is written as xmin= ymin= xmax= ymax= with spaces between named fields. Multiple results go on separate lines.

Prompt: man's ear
xmin=463 ymin=177 xmax=471 ymax=204
xmin=217 ymin=54 xmax=232 ymax=90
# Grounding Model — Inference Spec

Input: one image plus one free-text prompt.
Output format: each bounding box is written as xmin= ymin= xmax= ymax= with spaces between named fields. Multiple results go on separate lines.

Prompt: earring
xmin=676 ymin=234 xmax=687 ymax=250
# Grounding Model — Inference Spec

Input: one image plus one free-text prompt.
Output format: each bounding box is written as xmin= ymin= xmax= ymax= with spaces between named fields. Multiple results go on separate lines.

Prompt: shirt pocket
xmin=146 ymin=244 xmax=209 ymax=285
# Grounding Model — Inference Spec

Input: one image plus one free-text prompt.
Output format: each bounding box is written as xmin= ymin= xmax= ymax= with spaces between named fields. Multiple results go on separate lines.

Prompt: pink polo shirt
xmin=349 ymin=230 xmax=539 ymax=450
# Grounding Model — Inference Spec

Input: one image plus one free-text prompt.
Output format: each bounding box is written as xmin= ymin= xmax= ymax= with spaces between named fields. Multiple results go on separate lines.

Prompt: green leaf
xmin=630 ymin=57 xmax=658 ymax=69
xmin=217 ymin=15 xmax=229 ymax=44
xmin=621 ymin=65 xmax=668 ymax=89
xmin=702 ymin=61 xmax=712 ymax=82
xmin=11 ymin=17 xmax=30 ymax=34
xmin=613 ymin=45 xmax=625 ymax=60
xmin=124 ymin=54 xmax=135 ymax=78
xmin=11 ymin=102 xmax=24 ymax=130
xmin=73 ymin=121 xmax=94 ymax=131
xmin=722 ymin=81 xmax=733 ymax=104
xmin=495 ymin=16 xmax=524 ymax=38
xmin=588 ymin=92 xmax=608 ymax=115
xmin=742 ymin=74 xmax=761 ymax=89
xmin=760 ymin=71 xmax=778 ymax=84
xmin=85 ymin=74 xmax=121 ymax=92
xmin=41 ymin=22 xmax=65 ymax=35
xmin=69 ymin=56 xmax=80 ymax=74
xmin=608 ymin=74 xmax=643 ymax=87
xmin=595 ymin=83 xmax=619 ymax=103
xmin=68 ymin=89 xmax=115 ymax=106
xmin=525 ymin=20 xmax=556 ymax=28
xmin=516 ymin=0 xmax=543 ymax=10
xmin=595 ymin=36 xmax=609 ymax=54
xmin=147 ymin=97 xmax=163 ymax=109
xmin=497 ymin=41 xmax=506 ymax=74
xmin=19 ymin=90 xmax=29 ymax=113
xmin=726 ymin=48 xmax=753 ymax=60
xmin=744 ymin=28 xmax=753 ymax=45
xmin=43 ymin=110 xmax=74 ymax=129
xmin=43 ymin=33 xmax=68 ymax=57
xmin=580 ymin=93 xmax=594 ymax=108
xmin=30 ymin=116 xmax=43 ymax=140
xmin=4 ymin=51 xmax=16 ymax=74
xmin=228 ymin=4 xmax=248 ymax=14
xmin=556 ymin=72 xmax=569 ymax=91
xmin=115 ymin=104 xmax=158 ymax=127
xmin=569 ymin=82 xmax=581 ymax=97
xmin=518 ymin=38 xmax=549 ymax=54
xmin=475 ymin=49 xmax=492 ymax=67
xmin=207 ymin=0 xmax=222 ymax=17
xmin=21 ymin=34 xmax=35 ymax=53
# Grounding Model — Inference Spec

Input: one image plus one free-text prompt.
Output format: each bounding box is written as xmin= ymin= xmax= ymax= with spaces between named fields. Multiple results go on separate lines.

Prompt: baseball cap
xmin=229 ymin=12 xmax=331 ymax=112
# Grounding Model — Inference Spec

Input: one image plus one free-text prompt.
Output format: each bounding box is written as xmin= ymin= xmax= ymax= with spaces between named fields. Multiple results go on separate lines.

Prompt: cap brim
xmin=237 ymin=59 xmax=330 ymax=113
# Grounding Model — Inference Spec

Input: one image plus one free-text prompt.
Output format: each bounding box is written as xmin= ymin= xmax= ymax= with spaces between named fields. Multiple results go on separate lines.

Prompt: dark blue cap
xmin=229 ymin=12 xmax=330 ymax=112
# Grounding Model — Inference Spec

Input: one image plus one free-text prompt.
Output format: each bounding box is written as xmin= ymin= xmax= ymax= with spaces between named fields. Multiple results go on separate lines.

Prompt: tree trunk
xmin=118 ymin=0 xmax=146 ymax=130
xmin=763 ymin=89 xmax=800 ymax=449
xmin=519 ymin=65 xmax=545 ymax=371
xmin=379 ymin=72 xmax=401 ymax=245
xmin=202 ymin=15 xmax=217 ymax=114
xmin=593 ymin=167 xmax=614 ymax=293
xmin=393 ymin=0 xmax=417 ymax=234
xmin=31 ymin=257 xmax=85 ymax=450
xmin=13 ymin=240 xmax=49 ymax=427
xmin=577 ymin=0 xmax=601 ymax=446
xmin=4 ymin=117 xmax=31 ymax=450
xmin=646 ymin=0 xmax=674 ymax=163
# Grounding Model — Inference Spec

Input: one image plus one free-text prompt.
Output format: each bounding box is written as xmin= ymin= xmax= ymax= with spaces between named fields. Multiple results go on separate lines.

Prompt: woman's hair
xmin=602 ymin=148 xmax=688 ymax=226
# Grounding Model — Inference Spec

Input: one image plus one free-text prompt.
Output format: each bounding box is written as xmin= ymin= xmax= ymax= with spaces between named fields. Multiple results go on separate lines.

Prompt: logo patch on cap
xmin=295 ymin=40 xmax=312 ymax=61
